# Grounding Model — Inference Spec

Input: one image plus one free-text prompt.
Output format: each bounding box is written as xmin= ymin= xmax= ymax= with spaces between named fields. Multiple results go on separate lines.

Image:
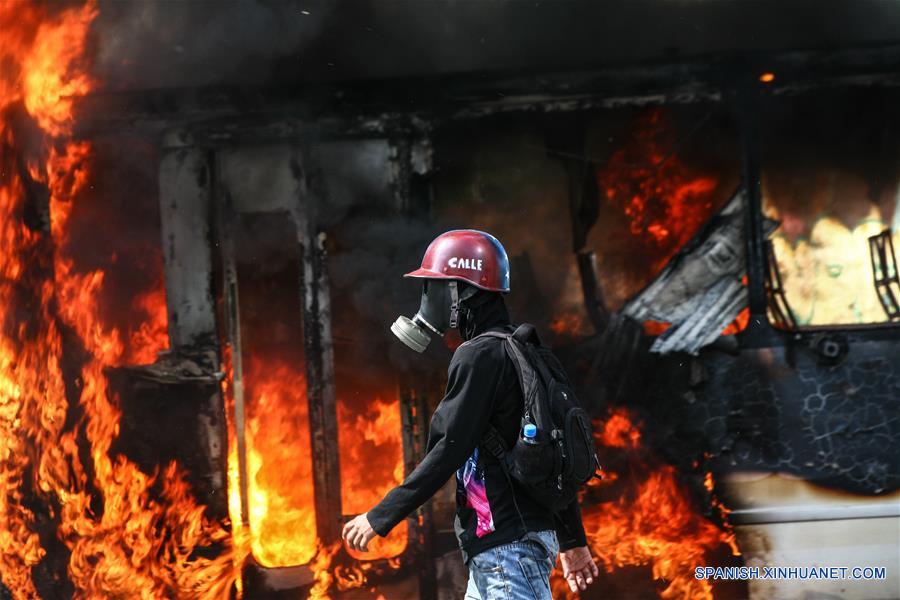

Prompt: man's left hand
xmin=342 ymin=513 xmax=377 ymax=552
xmin=560 ymin=546 xmax=599 ymax=592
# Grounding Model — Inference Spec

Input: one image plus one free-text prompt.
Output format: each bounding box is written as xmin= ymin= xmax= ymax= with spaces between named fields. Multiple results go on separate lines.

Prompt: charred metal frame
xmin=869 ymin=229 xmax=900 ymax=322
xmin=213 ymin=144 xmax=348 ymax=591
xmin=392 ymin=134 xmax=440 ymax=597
xmin=158 ymin=143 xmax=219 ymax=351
xmin=296 ymin=174 xmax=344 ymax=547
xmin=763 ymin=240 xmax=798 ymax=331
xmin=217 ymin=143 xmax=344 ymax=544
xmin=736 ymin=83 xmax=772 ymax=340
xmin=155 ymin=141 xmax=228 ymax=517
xmin=75 ymin=47 xmax=900 ymax=142
xmin=209 ymin=138 xmax=432 ymax=591
xmin=547 ymin=116 xmax=610 ymax=335
xmin=213 ymin=154 xmax=251 ymax=528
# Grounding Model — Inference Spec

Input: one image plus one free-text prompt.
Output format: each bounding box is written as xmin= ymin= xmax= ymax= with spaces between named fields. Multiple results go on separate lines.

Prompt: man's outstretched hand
xmin=560 ymin=546 xmax=599 ymax=592
xmin=342 ymin=513 xmax=377 ymax=552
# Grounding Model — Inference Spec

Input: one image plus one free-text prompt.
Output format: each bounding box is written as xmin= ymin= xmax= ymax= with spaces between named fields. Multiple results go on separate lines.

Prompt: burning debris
xmin=551 ymin=409 xmax=743 ymax=600
xmin=623 ymin=190 xmax=776 ymax=355
xmin=596 ymin=109 xmax=721 ymax=279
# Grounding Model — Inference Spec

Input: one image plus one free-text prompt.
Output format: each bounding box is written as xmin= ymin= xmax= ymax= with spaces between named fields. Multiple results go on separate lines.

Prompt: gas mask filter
xmin=390 ymin=314 xmax=439 ymax=353
xmin=391 ymin=280 xmax=474 ymax=352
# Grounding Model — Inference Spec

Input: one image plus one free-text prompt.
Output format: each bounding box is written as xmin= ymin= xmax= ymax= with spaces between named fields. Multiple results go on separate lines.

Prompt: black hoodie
xmin=367 ymin=294 xmax=587 ymax=563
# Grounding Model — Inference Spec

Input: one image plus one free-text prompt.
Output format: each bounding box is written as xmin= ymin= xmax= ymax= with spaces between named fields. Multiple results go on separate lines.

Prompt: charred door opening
xmin=229 ymin=211 xmax=317 ymax=567
xmin=211 ymin=142 xmax=419 ymax=594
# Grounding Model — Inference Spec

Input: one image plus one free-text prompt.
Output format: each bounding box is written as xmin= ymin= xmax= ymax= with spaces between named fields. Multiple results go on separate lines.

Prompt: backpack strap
xmin=503 ymin=337 xmax=541 ymax=423
xmin=468 ymin=327 xmax=542 ymax=424
xmin=467 ymin=331 xmax=508 ymax=342
xmin=469 ymin=328 xmax=539 ymax=537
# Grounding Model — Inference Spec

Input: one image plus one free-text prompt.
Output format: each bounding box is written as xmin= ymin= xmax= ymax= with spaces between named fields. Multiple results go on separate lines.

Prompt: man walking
xmin=342 ymin=230 xmax=599 ymax=598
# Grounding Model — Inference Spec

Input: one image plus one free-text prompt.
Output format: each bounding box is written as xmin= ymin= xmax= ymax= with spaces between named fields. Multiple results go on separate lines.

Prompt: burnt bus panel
xmin=691 ymin=331 xmax=900 ymax=494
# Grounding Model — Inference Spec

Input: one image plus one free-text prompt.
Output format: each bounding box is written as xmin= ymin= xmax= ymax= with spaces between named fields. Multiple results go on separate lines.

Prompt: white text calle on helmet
xmin=448 ymin=257 xmax=483 ymax=271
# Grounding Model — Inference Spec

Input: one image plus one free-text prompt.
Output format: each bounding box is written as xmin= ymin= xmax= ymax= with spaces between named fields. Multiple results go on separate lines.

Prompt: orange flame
xmin=222 ymin=349 xmax=408 ymax=592
xmin=243 ymin=356 xmax=318 ymax=567
xmin=1 ymin=2 xmax=236 ymax=597
xmin=308 ymin=542 xmax=341 ymax=599
xmin=598 ymin=407 xmax=641 ymax=449
xmin=579 ymin=465 xmax=738 ymax=600
xmin=549 ymin=312 xmax=586 ymax=338
xmin=0 ymin=2 xmax=95 ymax=137
xmin=554 ymin=409 xmax=740 ymax=599
xmin=719 ymin=306 xmax=750 ymax=336
xmin=338 ymin=394 xmax=408 ymax=560
xmin=597 ymin=109 xmax=719 ymax=278
xmin=642 ymin=320 xmax=672 ymax=336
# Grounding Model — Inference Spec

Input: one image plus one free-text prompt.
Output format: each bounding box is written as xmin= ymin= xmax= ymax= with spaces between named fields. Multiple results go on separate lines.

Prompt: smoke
xmin=328 ymin=210 xmax=446 ymax=381
xmin=310 ymin=140 xmax=396 ymax=229
xmin=761 ymin=87 xmax=900 ymax=237
xmin=430 ymin=120 xmax=580 ymax=328
xmin=92 ymin=0 xmax=331 ymax=90
xmin=91 ymin=1 xmax=900 ymax=92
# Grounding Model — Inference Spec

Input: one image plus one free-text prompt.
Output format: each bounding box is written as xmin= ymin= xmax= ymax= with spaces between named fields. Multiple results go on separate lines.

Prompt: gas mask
xmin=391 ymin=280 xmax=477 ymax=352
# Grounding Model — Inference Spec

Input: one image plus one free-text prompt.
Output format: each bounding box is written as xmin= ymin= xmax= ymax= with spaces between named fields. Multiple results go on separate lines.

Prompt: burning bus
xmin=0 ymin=1 xmax=898 ymax=599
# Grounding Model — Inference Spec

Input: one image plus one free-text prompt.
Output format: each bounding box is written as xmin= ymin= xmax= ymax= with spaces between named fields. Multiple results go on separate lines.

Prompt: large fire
xmin=217 ymin=217 xmax=410 ymax=591
xmin=222 ymin=374 xmax=409 ymax=593
xmin=3 ymin=3 xmax=409 ymax=596
xmin=224 ymin=373 xmax=409 ymax=569
xmin=552 ymin=408 xmax=741 ymax=599
xmin=597 ymin=108 xmax=719 ymax=279
xmin=1 ymin=2 xmax=235 ymax=598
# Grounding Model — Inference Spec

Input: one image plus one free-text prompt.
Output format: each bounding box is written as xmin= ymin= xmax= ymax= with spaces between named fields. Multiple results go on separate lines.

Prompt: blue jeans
xmin=464 ymin=530 xmax=559 ymax=600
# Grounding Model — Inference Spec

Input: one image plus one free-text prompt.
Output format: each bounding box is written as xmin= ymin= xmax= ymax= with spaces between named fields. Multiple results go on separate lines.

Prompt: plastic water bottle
xmin=522 ymin=423 xmax=538 ymax=445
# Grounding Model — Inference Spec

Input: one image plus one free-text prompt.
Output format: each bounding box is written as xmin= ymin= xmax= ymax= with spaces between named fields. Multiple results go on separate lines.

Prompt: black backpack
xmin=477 ymin=324 xmax=601 ymax=512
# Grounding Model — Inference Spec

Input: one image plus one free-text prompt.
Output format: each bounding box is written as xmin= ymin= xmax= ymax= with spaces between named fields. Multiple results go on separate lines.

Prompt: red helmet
xmin=405 ymin=229 xmax=510 ymax=292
